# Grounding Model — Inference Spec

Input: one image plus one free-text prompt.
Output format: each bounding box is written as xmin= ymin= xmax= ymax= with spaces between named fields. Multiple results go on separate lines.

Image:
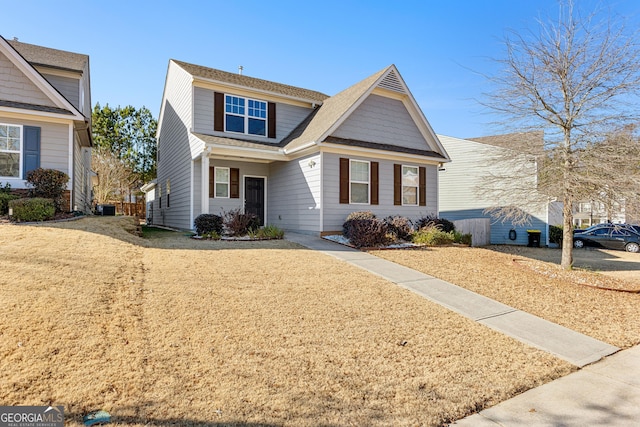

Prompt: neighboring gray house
xmin=438 ymin=133 xmax=562 ymax=246
xmin=0 ymin=36 xmax=93 ymax=212
xmin=152 ymin=61 xmax=450 ymax=233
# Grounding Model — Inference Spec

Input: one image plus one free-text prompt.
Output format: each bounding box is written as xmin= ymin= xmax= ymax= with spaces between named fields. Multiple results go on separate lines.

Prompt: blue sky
xmin=3 ymin=0 xmax=639 ymax=138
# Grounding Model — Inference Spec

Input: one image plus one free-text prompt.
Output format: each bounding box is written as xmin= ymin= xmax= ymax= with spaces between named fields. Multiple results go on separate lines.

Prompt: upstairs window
xmin=225 ymin=95 xmax=267 ymax=136
xmin=0 ymin=124 xmax=21 ymax=178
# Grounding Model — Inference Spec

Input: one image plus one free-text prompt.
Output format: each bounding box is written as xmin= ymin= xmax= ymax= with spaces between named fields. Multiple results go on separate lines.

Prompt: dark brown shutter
xmin=371 ymin=161 xmax=379 ymax=205
xmin=268 ymin=102 xmax=276 ymax=139
xmin=339 ymin=158 xmax=349 ymax=204
xmin=393 ymin=164 xmax=401 ymax=205
xmin=209 ymin=166 xmax=215 ymax=198
xmin=230 ymin=168 xmax=240 ymax=199
xmin=214 ymin=92 xmax=224 ymax=132
xmin=419 ymin=166 xmax=426 ymax=206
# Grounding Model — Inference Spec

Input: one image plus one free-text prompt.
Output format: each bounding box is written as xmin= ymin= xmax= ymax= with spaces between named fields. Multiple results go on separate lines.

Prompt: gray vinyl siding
xmin=267 ymin=153 xmax=322 ymax=233
xmin=155 ymin=62 xmax=194 ymax=229
xmin=42 ymin=73 xmax=80 ymax=110
xmin=72 ymin=139 xmax=92 ymax=212
xmin=192 ymin=85 xmax=314 ymax=143
xmin=332 ymin=94 xmax=428 ymax=151
xmin=192 ymin=157 xmax=202 ymax=222
xmin=0 ymin=115 xmax=69 ymax=188
xmin=193 ymin=87 xmax=214 ymax=133
xmin=322 ymin=152 xmax=438 ymax=233
xmin=207 ymin=160 xmax=269 ymax=216
xmin=437 ymin=134 xmax=549 ymax=245
xmin=0 ymin=51 xmax=56 ymax=107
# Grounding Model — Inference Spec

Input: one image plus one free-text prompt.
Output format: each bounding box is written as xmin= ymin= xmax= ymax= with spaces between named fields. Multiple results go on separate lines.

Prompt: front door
xmin=245 ymin=177 xmax=265 ymax=226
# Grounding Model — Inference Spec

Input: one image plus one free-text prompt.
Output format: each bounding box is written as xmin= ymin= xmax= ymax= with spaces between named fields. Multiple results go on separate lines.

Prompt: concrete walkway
xmin=285 ymin=232 xmax=637 ymax=426
xmin=285 ymin=232 xmax=618 ymax=367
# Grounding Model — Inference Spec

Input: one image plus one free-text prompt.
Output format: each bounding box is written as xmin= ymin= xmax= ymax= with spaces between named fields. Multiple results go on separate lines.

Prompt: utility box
xmin=98 ymin=204 xmax=116 ymax=216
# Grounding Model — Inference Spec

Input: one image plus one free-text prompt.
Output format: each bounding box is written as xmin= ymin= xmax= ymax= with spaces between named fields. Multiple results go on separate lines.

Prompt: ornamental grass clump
xmin=412 ymin=225 xmax=456 ymax=246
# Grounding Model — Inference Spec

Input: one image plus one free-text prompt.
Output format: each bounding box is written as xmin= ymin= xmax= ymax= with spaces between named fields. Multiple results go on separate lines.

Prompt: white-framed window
xmin=402 ymin=165 xmax=419 ymax=206
xmin=166 ymin=179 xmax=171 ymax=208
xmin=0 ymin=124 xmax=22 ymax=178
xmin=350 ymin=159 xmax=369 ymax=204
xmin=225 ymin=95 xmax=267 ymax=136
xmin=215 ymin=167 xmax=230 ymax=198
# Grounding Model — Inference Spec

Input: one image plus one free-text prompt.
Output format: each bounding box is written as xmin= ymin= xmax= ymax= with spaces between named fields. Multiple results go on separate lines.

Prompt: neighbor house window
xmin=350 ymin=160 xmax=369 ymax=204
xmin=225 ymin=95 xmax=267 ymax=136
xmin=215 ymin=167 xmax=230 ymax=198
xmin=0 ymin=124 xmax=21 ymax=178
xmin=166 ymin=179 xmax=171 ymax=208
xmin=402 ymin=165 xmax=419 ymax=205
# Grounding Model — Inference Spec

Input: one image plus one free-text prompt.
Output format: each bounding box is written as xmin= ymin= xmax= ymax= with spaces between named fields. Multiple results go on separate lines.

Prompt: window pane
xmin=402 ymin=166 xmax=419 ymax=186
xmin=215 ymin=168 xmax=229 ymax=182
xmin=215 ymin=183 xmax=229 ymax=198
xmin=403 ymin=187 xmax=417 ymax=205
xmin=7 ymin=126 xmax=19 ymax=138
xmin=0 ymin=126 xmax=6 ymax=138
xmin=248 ymin=118 xmax=266 ymax=136
xmin=248 ymin=100 xmax=266 ymax=118
xmin=226 ymin=115 xmax=244 ymax=133
xmin=8 ymin=138 xmax=20 ymax=151
xmin=350 ymin=161 xmax=369 ymax=182
xmin=0 ymin=153 xmax=19 ymax=177
xmin=351 ymin=183 xmax=369 ymax=203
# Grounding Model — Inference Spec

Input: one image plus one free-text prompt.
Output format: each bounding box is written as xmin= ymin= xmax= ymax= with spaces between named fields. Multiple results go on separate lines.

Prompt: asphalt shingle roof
xmin=7 ymin=39 xmax=88 ymax=73
xmin=173 ymin=60 xmax=329 ymax=104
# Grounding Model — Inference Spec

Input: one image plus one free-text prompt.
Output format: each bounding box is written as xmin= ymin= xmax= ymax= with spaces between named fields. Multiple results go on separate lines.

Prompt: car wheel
xmin=625 ymin=242 xmax=640 ymax=253
xmin=574 ymin=239 xmax=584 ymax=249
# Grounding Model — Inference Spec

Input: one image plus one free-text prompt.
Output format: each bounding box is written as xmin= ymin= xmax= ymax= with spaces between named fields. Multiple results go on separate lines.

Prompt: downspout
xmin=68 ymin=124 xmax=74 ymax=211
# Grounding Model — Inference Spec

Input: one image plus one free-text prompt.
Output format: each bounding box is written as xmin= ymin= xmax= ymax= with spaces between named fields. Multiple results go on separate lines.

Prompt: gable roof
xmin=8 ymin=39 xmax=88 ymax=73
xmin=0 ymin=36 xmax=85 ymax=121
xmin=173 ymin=60 xmax=328 ymax=104
xmin=282 ymin=65 xmax=449 ymax=161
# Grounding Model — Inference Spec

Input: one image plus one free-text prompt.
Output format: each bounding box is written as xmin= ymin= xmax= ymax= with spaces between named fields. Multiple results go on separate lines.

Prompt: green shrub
xmin=194 ymin=213 xmax=223 ymax=235
xmin=415 ymin=215 xmax=456 ymax=233
xmin=452 ymin=231 xmax=473 ymax=245
xmin=201 ymin=230 xmax=221 ymax=240
xmin=254 ymin=224 xmax=285 ymax=239
xmin=223 ymin=208 xmax=260 ymax=236
xmin=0 ymin=182 xmax=11 ymax=194
xmin=549 ymin=225 xmax=563 ymax=244
xmin=412 ymin=226 xmax=455 ymax=246
xmin=384 ymin=215 xmax=414 ymax=240
xmin=26 ymin=168 xmax=69 ymax=212
xmin=9 ymin=198 xmax=55 ymax=222
xmin=0 ymin=193 xmax=19 ymax=215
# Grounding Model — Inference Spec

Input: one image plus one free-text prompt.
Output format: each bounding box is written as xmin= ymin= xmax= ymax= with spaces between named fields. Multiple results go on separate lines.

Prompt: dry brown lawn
xmin=371 ymin=245 xmax=640 ymax=348
xmin=1 ymin=217 xmax=576 ymax=426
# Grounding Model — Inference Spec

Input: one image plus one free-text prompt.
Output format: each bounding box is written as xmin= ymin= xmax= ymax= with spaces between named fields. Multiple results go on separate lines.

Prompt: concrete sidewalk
xmin=285 ymin=232 xmax=636 ymax=426
xmin=285 ymin=232 xmax=618 ymax=367
xmin=451 ymin=345 xmax=640 ymax=426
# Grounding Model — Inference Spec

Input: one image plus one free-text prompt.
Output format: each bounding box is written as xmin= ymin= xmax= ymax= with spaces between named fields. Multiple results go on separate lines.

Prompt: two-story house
xmin=152 ymin=60 xmax=450 ymax=234
xmin=0 ymin=36 xmax=92 ymax=212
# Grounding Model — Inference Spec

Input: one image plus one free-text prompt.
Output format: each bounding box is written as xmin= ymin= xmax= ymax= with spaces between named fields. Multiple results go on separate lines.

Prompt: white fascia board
xmin=320 ymin=142 xmax=446 ymax=165
xmin=0 ymin=40 xmax=85 ymax=121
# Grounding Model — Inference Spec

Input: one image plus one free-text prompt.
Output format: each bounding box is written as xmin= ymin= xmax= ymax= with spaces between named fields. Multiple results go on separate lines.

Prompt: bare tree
xmin=481 ymin=1 xmax=640 ymax=269
xmin=92 ymin=145 xmax=136 ymax=205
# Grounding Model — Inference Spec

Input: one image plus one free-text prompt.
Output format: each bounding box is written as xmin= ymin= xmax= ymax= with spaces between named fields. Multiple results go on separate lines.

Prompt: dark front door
xmin=245 ymin=177 xmax=265 ymax=226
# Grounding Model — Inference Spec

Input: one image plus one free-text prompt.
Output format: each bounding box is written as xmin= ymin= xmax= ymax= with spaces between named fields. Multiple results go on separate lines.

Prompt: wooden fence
xmin=113 ymin=202 xmax=146 ymax=218
xmin=453 ymin=218 xmax=491 ymax=246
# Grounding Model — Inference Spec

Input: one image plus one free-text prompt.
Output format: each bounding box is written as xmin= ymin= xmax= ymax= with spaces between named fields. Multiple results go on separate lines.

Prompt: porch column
xmin=201 ymin=152 xmax=210 ymax=214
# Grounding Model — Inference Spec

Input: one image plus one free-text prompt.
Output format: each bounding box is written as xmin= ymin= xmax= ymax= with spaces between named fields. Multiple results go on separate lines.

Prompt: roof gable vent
xmin=377 ymin=70 xmax=406 ymax=94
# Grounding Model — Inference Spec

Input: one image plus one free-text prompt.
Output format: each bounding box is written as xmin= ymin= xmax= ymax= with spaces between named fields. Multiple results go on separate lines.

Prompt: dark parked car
xmin=573 ymin=224 xmax=640 ymax=253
